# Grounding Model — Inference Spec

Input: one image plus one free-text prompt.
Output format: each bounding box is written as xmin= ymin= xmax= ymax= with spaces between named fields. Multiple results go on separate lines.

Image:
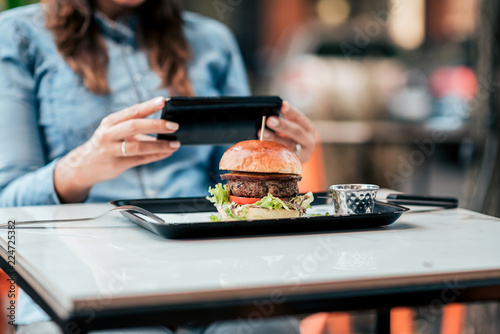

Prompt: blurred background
xmin=1 ymin=0 xmax=498 ymax=217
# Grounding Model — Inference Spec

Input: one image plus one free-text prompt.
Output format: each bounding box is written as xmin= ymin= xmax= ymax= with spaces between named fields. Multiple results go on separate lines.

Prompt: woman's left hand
xmin=259 ymin=101 xmax=316 ymax=163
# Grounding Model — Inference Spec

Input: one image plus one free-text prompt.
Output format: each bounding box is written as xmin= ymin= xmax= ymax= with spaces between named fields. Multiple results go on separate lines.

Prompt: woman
xmin=0 ymin=0 xmax=316 ymax=332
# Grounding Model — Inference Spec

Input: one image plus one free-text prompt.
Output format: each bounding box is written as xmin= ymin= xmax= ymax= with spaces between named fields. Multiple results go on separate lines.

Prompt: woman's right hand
xmin=54 ymin=96 xmax=179 ymax=203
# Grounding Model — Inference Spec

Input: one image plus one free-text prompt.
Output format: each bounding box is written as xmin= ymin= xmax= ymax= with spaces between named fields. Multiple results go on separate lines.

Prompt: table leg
xmin=376 ymin=308 xmax=391 ymax=334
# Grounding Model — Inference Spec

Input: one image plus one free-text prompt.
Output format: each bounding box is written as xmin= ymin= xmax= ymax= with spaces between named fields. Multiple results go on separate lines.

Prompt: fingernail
xmin=154 ymin=97 xmax=165 ymax=106
xmin=170 ymin=141 xmax=180 ymax=149
xmin=268 ymin=117 xmax=280 ymax=127
xmin=282 ymin=101 xmax=290 ymax=112
xmin=166 ymin=122 xmax=179 ymax=130
xmin=263 ymin=131 xmax=272 ymax=139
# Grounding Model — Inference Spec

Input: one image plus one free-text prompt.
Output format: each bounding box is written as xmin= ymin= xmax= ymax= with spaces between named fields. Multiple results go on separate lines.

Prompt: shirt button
xmin=144 ymin=189 xmax=156 ymax=198
xmin=133 ymin=74 xmax=142 ymax=82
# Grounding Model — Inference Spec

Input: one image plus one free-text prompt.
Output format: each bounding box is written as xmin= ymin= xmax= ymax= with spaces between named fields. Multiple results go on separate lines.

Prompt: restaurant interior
xmin=0 ymin=0 xmax=499 ymax=333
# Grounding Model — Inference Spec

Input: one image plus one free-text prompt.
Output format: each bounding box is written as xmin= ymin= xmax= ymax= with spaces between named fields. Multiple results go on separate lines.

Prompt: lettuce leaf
xmin=300 ymin=191 xmax=314 ymax=209
xmin=209 ymin=214 xmax=222 ymax=222
xmin=255 ymin=193 xmax=290 ymax=211
xmin=240 ymin=207 xmax=248 ymax=218
xmin=207 ymin=184 xmax=247 ymax=220
xmin=290 ymin=191 xmax=314 ymax=209
xmin=206 ymin=183 xmax=230 ymax=206
xmin=223 ymin=204 xmax=246 ymax=220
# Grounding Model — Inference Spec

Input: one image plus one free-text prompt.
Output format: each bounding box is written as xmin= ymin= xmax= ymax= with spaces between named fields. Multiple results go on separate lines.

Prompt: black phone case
xmin=157 ymin=96 xmax=282 ymax=145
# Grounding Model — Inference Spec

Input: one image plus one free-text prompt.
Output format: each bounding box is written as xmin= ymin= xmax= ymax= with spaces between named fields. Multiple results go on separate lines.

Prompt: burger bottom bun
xmin=216 ymin=206 xmax=301 ymax=221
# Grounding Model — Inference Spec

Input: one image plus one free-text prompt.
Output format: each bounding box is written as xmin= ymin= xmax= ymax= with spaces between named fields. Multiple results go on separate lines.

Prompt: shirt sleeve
xmin=0 ymin=17 xmax=61 ymax=207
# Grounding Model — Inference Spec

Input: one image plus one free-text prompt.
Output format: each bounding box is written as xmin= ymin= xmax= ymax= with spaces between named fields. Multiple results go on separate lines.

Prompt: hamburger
xmin=207 ymin=140 xmax=313 ymax=221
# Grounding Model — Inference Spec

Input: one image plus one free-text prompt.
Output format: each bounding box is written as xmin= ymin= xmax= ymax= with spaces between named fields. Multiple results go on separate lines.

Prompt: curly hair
xmin=43 ymin=0 xmax=194 ymax=96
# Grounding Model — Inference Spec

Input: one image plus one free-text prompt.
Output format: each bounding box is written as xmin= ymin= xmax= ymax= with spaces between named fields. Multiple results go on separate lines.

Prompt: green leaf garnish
xmin=206 ymin=183 xmax=230 ymax=206
xmin=209 ymin=214 xmax=222 ymax=222
xmin=223 ymin=204 xmax=246 ymax=220
xmin=255 ymin=193 xmax=290 ymax=210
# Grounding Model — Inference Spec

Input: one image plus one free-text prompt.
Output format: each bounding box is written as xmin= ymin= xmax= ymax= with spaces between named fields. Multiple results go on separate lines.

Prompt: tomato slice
xmin=229 ymin=195 xmax=262 ymax=205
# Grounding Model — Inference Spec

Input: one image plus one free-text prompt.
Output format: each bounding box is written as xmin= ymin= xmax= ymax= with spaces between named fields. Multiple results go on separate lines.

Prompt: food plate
xmin=110 ymin=192 xmax=409 ymax=239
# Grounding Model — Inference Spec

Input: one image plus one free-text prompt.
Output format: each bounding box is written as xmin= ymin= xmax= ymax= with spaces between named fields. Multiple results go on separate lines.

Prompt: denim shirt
xmin=0 ymin=4 xmax=249 ymax=323
xmin=0 ymin=4 xmax=250 ymax=207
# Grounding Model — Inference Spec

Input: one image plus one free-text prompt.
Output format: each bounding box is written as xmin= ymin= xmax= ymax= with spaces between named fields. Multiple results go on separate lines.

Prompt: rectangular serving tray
xmin=110 ymin=192 xmax=409 ymax=239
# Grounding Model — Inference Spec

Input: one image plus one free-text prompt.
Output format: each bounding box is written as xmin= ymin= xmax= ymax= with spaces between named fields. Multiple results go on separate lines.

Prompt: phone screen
xmin=157 ymin=96 xmax=282 ymax=145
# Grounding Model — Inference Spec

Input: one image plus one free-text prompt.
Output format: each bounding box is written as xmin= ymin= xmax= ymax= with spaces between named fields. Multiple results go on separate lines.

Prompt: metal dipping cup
xmin=328 ymin=184 xmax=380 ymax=215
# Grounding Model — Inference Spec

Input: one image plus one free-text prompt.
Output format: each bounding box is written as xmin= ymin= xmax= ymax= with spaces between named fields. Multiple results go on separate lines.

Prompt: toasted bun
xmin=217 ymin=206 xmax=301 ymax=221
xmin=219 ymin=140 xmax=302 ymax=175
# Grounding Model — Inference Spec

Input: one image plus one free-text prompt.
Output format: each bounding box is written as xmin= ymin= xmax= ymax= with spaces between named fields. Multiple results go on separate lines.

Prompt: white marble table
xmin=1 ymin=195 xmax=500 ymax=333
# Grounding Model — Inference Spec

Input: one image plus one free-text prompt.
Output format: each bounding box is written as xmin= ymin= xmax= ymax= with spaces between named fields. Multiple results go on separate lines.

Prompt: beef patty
xmin=227 ymin=179 xmax=299 ymax=198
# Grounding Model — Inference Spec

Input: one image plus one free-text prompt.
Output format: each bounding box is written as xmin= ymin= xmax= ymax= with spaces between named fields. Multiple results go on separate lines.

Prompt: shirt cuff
xmin=48 ymin=158 xmax=62 ymax=205
xmin=1 ymin=159 xmax=62 ymax=207
xmin=23 ymin=158 xmax=62 ymax=206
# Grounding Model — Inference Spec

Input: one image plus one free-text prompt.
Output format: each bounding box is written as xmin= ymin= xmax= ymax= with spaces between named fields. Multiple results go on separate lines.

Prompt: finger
xmin=281 ymin=101 xmax=315 ymax=134
xmin=266 ymin=116 xmax=311 ymax=147
xmin=116 ymin=140 xmax=181 ymax=157
xmin=103 ymin=96 xmax=166 ymax=126
xmin=130 ymin=134 xmax=157 ymax=142
xmin=109 ymin=119 xmax=179 ymax=141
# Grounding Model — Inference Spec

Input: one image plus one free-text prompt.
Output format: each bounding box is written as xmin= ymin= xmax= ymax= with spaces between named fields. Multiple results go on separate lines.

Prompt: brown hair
xmin=43 ymin=0 xmax=194 ymax=96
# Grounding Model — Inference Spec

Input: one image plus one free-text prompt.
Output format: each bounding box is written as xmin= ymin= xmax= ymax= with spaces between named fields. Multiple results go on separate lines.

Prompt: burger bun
xmin=219 ymin=140 xmax=302 ymax=175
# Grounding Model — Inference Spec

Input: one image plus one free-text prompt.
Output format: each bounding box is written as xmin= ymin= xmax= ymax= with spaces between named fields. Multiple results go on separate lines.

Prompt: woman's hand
xmin=54 ymin=96 xmax=179 ymax=203
xmin=259 ymin=101 xmax=316 ymax=163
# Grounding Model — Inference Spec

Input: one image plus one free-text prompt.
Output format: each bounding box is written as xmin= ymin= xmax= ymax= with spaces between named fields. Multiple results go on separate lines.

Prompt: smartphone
xmin=157 ymin=96 xmax=282 ymax=145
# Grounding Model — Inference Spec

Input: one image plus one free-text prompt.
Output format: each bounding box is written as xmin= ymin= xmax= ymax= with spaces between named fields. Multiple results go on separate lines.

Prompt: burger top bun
xmin=219 ymin=140 xmax=302 ymax=175
xmin=217 ymin=206 xmax=300 ymax=221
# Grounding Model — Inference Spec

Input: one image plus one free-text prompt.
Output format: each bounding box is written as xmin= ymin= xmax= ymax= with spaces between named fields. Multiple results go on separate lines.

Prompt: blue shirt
xmin=0 ymin=4 xmax=250 ymax=323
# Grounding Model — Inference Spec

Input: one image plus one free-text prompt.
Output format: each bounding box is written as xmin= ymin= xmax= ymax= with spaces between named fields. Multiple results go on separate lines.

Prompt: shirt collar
xmin=93 ymin=10 xmax=138 ymax=44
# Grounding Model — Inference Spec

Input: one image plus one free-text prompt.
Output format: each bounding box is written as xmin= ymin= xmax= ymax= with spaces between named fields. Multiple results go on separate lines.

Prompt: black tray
xmin=110 ymin=192 xmax=409 ymax=239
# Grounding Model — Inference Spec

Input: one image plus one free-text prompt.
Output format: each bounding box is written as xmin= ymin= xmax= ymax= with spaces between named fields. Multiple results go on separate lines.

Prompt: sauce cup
xmin=328 ymin=184 xmax=380 ymax=215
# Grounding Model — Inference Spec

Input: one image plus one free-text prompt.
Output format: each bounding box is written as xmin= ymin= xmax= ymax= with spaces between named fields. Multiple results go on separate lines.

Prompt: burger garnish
xmin=207 ymin=140 xmax=314 ymax=221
